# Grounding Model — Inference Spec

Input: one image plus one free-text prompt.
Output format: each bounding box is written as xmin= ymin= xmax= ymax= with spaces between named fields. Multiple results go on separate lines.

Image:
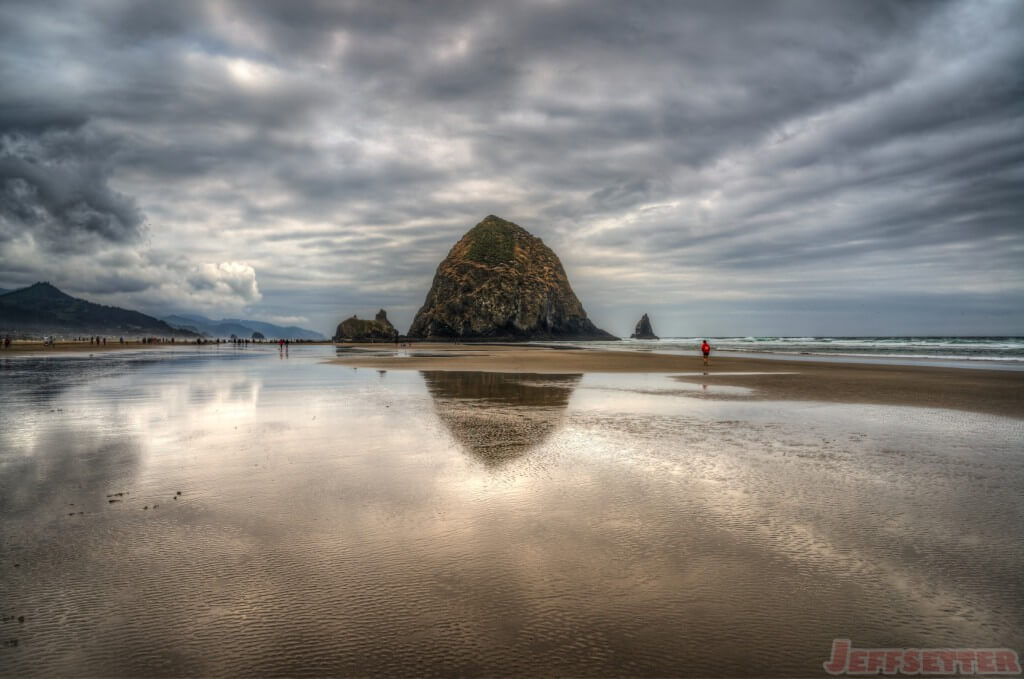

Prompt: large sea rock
xmin=630 ymin=313 xmax=659 ymax=340
xmin=334 ymin=309 xmax=397 ymax=340
xmin=407 ymin=215 xmax=617 ymax=340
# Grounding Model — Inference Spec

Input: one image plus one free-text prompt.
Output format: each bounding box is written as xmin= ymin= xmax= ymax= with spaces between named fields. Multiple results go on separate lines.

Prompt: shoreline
xmin=329 ymin=344 xmax=1024 ymax=418
xmin=0 ymin=340 xmax=331 ymax=354
xmin=4 ymin=341 xmax=1021 ymax=418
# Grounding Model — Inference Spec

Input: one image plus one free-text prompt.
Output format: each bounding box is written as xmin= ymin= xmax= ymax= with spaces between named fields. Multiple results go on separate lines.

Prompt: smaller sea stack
xmin=335 ymin=309 xmax=397 ymax=340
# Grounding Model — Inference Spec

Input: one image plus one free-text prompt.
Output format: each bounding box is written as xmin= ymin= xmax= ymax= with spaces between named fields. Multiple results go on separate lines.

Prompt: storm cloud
xmin=0 ymin=130 xmax=144 ymax=251
xmin=0 ymin=0 xmax=1021 ymax=334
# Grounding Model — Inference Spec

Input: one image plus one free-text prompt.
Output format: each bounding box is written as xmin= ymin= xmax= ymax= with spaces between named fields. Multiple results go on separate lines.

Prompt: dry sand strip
xmin=0 ymin=340 xmax=332 ymax=354
xmin=329 ymin=344 xmax=1024 ymax=419
xmin=0 ymin=340 xmax=191 ymax=353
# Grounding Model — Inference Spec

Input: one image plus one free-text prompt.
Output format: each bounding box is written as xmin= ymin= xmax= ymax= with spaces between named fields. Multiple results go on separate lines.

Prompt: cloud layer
xmin=1 ymin=0 xmax=1022 ymax=334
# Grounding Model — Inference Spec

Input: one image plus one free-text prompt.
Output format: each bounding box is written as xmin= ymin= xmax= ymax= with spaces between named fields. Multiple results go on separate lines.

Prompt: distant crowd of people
xmin=0 ymin=335 xmax=313 ymax=350
xmin=82 ymin=336 xmax=125 ymax=346
xmin=0 ymin=333 xmax=713 ymax=364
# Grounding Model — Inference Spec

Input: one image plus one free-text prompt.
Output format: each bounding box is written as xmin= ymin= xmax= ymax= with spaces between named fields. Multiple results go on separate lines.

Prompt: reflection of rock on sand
xmin=421 ymin=371 xmax=581 ymax=466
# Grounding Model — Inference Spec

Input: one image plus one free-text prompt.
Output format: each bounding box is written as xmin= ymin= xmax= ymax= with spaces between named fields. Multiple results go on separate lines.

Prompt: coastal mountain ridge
xmin=408 ymin=215 xmax=616 ymax=340
xmin=0 ymin=282 xmax=196 ymax=337
xmin=163 ymin=313 xmax=325 ymax=340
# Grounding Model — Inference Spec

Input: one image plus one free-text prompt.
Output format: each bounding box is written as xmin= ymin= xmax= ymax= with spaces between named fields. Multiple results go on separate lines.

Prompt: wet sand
xmin=330 ymin=344 xmax=1024 ymax=418
xmin=2 ymin=347 xmax=1022 ymax=676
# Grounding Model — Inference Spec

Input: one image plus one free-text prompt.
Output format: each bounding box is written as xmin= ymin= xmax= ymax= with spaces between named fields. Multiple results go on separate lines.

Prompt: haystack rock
xmin=630 ymin=313 xmax=659 ymax=340
xmin=334 ymin=309 xmax=397 ymax=340
xmin=407 ymin=215 xmax=617 ymax=340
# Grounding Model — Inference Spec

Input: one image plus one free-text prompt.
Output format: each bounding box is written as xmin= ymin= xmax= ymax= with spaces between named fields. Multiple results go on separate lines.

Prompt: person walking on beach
xmin=701 ymin=339 xmax=711 ymax=367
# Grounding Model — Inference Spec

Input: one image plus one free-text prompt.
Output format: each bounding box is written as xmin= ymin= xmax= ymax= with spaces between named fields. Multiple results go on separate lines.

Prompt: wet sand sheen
xmin=331 ymin=344 xmax=1024 ymax=418
xmin=1 ymin=347 xmax=1022 ymax=676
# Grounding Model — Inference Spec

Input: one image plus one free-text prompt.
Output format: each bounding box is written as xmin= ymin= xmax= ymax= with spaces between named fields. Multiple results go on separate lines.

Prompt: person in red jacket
xmin=701 ymin=339 xmax=711 ymax=367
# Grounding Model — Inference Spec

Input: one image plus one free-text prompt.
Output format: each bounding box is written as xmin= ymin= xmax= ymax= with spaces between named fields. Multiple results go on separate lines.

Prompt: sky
xmin=1 ymin=0 xmax=1023 ymax=337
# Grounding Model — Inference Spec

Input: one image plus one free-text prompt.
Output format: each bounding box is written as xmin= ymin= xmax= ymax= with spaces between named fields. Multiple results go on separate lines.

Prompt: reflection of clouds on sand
xmin=563 ymin=391 xmax=1024 ymax=645
xmin=0 ymin=426 xmax=143 ymax=522
xmin=0 ymin=352 xmax=265 ymax=518
xmin=422 ymin=371 xmax=581 ymax=466
xmin=3 ymin=351 xmax=1023 ymax=676
xmin=138 ymin=375 xmax=262 ymax=446
xmin=0 ymin=357 xmax=156 ymax=522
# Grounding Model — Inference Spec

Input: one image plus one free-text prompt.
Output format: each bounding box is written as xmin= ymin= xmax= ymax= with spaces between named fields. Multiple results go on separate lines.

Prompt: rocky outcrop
xmin=407 ymin=215 xmax=617 ymax=340
xmin=334 ymin=309 xmax=397 ymax=341
xmin=630 ymin=313 xmax=659 ymax=340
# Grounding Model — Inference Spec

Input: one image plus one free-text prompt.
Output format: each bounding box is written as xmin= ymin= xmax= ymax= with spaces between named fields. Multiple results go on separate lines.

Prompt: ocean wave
xmin=716 ymin=349 xmax=1024 ymax=362
xmin=591 ymin=336 xmax=1024 ymax=362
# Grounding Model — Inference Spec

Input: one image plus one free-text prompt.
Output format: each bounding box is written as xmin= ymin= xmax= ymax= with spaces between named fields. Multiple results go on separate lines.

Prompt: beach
xmin=1 ymin=344 xmax=1022 ymax=676
xmin=11 ymin=339 xmax=1022 ymax=417
xmin=0 ymin=340 xmax=301 ymax=353
xmin=331 ymin=343 xmax=1024 ymax=418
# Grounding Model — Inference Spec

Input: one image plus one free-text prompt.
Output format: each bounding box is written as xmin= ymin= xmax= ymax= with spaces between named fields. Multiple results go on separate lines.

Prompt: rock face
xmin=630 ymin=313 xmax=659 ymax=340
xmin=407 ymin=215 xmax=616 ymax=340
xmin=335 ymin=309 xmax=397 ymax=340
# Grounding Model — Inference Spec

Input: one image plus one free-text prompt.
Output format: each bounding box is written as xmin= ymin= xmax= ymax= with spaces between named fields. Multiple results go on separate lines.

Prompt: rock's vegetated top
xmin=335 ymin=309 xmax=397 ymax=340
xmin=407 ymin=215 xmax=616 ymax=340
xmin=630 ymin=313 xmax=659 ymax=340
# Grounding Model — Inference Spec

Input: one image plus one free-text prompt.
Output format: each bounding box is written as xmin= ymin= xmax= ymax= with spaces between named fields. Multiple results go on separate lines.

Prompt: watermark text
xmin=824 ymin=639 xmax=1021 ymax=675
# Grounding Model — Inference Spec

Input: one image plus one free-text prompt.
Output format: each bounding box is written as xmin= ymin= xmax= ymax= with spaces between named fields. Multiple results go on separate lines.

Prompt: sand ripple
xmin=1 ymin=351 xmax=1021 ymax=676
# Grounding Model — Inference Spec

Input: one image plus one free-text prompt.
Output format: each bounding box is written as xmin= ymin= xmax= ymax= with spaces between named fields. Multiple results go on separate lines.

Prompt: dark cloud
xmin=0 ymin=0 xmax=1021 ymax=334
xmin=0 ymin=130 xmax=144 ymax=251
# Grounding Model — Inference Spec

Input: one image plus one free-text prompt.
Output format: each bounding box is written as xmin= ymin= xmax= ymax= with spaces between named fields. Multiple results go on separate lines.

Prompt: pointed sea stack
xmin=630 ymin=313 xmax=659 ymax=340
xmin=407 ymin=215 xmax=617 ymax=340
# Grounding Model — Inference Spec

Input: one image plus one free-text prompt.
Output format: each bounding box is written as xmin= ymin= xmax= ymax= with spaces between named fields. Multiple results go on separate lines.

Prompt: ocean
xmin=579 ymin=336 xmax=1024 ymax=367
